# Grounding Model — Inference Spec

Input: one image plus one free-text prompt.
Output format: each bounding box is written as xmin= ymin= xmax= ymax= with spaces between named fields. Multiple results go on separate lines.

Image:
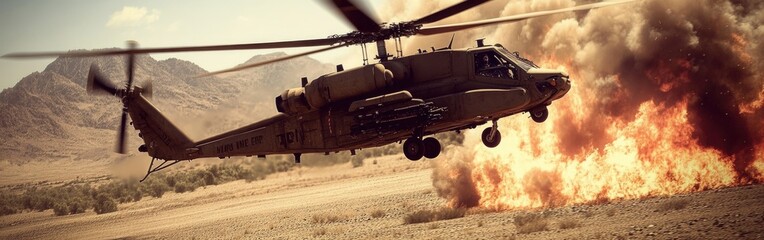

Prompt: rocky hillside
xmin=0 ymin=51 xmax=333 ymax=163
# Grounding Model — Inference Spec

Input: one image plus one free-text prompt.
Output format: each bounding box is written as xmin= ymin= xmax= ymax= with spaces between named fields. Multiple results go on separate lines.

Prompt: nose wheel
xmin=403 ymin=137 xmax=442 ymax=161
xmin=530 ymin=107 xmax=548 ymax=123
xmin=481 ymin=120 xmax=501 ymax=148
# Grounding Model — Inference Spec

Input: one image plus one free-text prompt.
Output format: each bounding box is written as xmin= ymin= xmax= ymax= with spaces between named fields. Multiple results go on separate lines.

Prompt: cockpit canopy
xmin=473 ymin=45 xmax=540 ymax=80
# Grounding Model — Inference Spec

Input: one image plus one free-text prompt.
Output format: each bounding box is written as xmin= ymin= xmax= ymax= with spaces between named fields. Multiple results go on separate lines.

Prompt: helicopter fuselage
xmin=129 ymin=44 xmax=570 ymax=161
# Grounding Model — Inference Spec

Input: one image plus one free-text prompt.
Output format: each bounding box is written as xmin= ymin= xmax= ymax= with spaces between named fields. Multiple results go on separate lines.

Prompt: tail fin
xmin=126 ymin=92 xmax=195 ymax=160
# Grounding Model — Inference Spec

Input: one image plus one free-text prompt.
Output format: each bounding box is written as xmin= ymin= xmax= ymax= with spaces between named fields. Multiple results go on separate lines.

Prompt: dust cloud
xmin=377 ymin=0 xmax=764 ymax=208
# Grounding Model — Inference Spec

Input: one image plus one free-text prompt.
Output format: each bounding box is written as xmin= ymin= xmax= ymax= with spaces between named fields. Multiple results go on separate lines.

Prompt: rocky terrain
xmin=0 ymin=155 xmax=761 ymax=239
xmin=0 ymin=51 xmax=331 ymax=184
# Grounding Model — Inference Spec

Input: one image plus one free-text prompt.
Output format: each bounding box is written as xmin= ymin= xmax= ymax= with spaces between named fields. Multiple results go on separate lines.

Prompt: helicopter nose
xmin=549 ymin=75 xmax=571 ymax=100
xmin=558 ymin=76 xmax=571 ymax=92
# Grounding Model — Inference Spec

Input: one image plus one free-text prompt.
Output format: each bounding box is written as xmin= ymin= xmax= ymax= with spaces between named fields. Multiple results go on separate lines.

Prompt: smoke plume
xmin=381 ymin=0 xmax=764 ymax=209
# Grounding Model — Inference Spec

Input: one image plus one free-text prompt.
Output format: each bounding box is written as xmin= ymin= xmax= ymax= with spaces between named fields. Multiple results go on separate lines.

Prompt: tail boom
xmin=126 ymin=91 xmax=195 ymax=160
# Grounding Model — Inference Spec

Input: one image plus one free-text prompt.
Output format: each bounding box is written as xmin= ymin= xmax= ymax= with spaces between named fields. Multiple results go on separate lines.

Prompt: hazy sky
xmin=0 ymin=0 xmax=389 ymax=90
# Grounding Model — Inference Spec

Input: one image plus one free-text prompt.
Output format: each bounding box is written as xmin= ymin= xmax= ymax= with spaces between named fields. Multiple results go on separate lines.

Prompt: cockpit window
xmin=497 ymin=47 xmax=538 ymax=70
xmin=475 ymin=51 xmax=517 ymax=80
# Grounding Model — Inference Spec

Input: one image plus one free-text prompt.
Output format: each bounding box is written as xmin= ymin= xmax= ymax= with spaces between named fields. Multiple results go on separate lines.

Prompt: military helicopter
xmin=4 ymin=0 xmax=634 ymax=180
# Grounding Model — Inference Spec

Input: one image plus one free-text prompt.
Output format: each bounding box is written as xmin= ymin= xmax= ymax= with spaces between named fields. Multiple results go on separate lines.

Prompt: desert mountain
xmin=0 ymin=51 xmax=333 ymax=163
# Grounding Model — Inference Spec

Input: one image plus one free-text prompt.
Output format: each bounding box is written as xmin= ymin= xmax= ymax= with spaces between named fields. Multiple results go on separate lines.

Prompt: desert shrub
xmin=404 ymin=210 xmax=435 ymax=224
xmin=403 ymin=207 xmax=466 ymax=224
xmin=312 ymin=227 xmax=328 ymax=237
xmin=165 ymin=175 xmax=177 ymax=188
xmin=370 ymin=209 xmax=386 ymax=218
xmin=428 ymin=223 xmax=440 ymax=229
xmin=0 ymin=205 xmax=17 ymax=216
xmin=174 ymin=181 xmax=188 ymax=193
xmin=131 ymin=189 xmax=143 ymax=202
xmin=312 ymin=213 xmax=350 ymax=224
xmin=437 ymin=207 xmax=466 ymax=220
xmin=12 ymin=184 xmax=97 ymax=216
xmin=351 ymin=156 xmax=364 ymax=168
xmin=514 ymin=213 xmax=549 ymax=234
xmin=606 ymin=208 xmax=616 ymax=217
xmin=202 ymin=171 xmax=216 ymax=186
xmin=112 ymin=181 xmax=142 ymax=203
xmin=53 ymin=202 xmax=69 ymax=216
xmin=21 ymin=191 xmax=46 ymax=211
xmin=558 ymin=218 xmax=580 ymax=229
xmin=658 ymin=198 xmax=690 ymax=211
xmin=2 ymin=156 xmax=303 ymax=217
xmin=68 ymin=198 xmax=88 ymax=214
xmin=0 ymin=194 xmax=21 ymax=216
xmin=142 ymin=178 xmax=170 ymax=198
xmin=93 ymin=194 xmax=117 ymax=214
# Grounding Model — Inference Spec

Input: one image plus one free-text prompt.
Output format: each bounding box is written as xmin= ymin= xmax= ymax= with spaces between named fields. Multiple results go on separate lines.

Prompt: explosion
xmin=399 ymin=0 xmax=764 ymax=209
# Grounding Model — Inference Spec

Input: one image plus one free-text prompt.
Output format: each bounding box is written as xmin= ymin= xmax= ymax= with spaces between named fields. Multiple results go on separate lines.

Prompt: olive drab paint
xmin=124 ymin=43 xmax=570 ymax=161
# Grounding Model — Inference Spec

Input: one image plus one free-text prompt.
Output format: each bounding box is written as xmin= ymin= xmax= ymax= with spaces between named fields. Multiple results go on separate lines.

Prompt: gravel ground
xmin=1 ymin=156 xmax=762 ymax=239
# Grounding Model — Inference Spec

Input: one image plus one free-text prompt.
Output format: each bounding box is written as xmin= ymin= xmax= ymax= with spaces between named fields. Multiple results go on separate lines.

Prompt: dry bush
xmin=558 ymin=218 xmax=580 ymax=229
xmin=606 ymin=208 xmax=616 ymax=217
xmin=312 ymin=227 xmax=328 ymax=237
xmin=312 ymin=213 xmax=350 ymax=224
xmin=428 ymin=223 xmax=440 ymax=230
xmin=514 ymin=213 xmax=549 ymax=234
xmin=370 ymin=209 xmax=386 ymax=218
xmin=404 ymin=210 xmax=436 ymax=224
xmin=403 ymin=207 xmax=466 ymax=224
xmin=658 ymin=198 xmax=690 ymax=211
xmin=437 ymin=207 xmax=467 ymax=220
xmin=581 ymin=210 xmax=594 ymax=218
xmin=93 ymin=194 xmax=117 ymax=214
xmin=53 ymin=202 xmax=69 ymax=216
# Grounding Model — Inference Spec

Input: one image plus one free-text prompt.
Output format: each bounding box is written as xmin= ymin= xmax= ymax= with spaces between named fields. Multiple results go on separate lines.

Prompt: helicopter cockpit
xmin=474 ymin=49 xmax=521 ymax=80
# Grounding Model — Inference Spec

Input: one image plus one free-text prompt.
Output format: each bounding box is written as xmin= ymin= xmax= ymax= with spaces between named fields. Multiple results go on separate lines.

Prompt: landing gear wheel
xmin=403 ymin=137 xmax=424 ymax=161
xmin=422 ymin=137 xmax=441 ymax=159
xmin=481 ymin=127 xmax=501 ymax=148
xmin=530 ymin=107 xmax=549 ymax=123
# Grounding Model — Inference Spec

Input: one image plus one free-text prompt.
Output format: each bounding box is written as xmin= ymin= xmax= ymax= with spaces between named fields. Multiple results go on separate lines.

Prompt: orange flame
xmin=435 ymin=62 xmax=761 ymax=210
xmin=460 ymin=99 xmax=740 ymax=210
xmin=428 ymin=0 xmax=764 ymax=211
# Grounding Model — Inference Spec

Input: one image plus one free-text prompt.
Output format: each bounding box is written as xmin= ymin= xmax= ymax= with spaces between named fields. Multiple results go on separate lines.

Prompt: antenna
xmin=447 ymin=34 xmax=455 ymax=49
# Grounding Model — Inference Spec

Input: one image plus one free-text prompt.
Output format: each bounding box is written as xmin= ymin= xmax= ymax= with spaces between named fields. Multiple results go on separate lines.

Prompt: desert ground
xmin=0 ymin=154 xmax=762 ymax=240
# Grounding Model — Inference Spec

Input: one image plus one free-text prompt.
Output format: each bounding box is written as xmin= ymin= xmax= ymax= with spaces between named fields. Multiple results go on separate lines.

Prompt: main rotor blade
xmin=126 ymin=42 xmax=136 ymax=91
xmin=414 ymin=0 xmax=491 ymax=25
xmin=325 ymin=0 xmax=381 ymax=32
xmin=418 ymin=0 xmax=636 ymax=35
xmin=199 ymin=44 xmax=348 ymax=77
xmin=2 ymin=38 xmax=342 ymax=58
xmin=116 ymin=109 xmax=128 ymax=154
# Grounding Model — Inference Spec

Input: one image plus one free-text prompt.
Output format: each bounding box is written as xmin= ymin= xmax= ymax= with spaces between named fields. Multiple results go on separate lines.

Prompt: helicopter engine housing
xmin=277 ymin=63 xmax=399 ymax=115
xmin=304 ymin=63 xmax=395 ymax=108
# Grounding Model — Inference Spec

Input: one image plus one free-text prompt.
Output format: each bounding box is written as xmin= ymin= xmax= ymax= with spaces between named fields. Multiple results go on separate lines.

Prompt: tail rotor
xmin=84 ymin=41 xmax=139 ymax=154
